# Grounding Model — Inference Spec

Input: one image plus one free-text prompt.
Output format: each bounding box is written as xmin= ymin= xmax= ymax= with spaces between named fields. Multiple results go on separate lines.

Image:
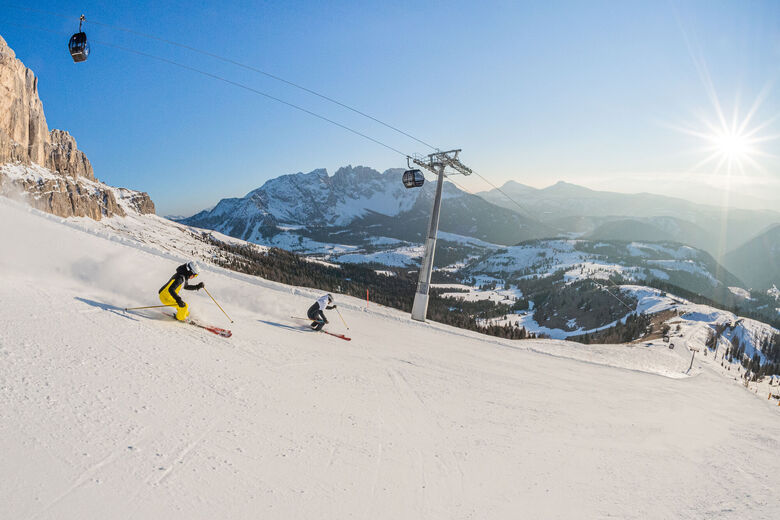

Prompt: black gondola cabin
xmin=69 ymin=32 xmax=89 ymax=62
xmin=69 ymin=15 xmax=89 ymax=63
xmin=402 ymin=169 xmax=424 ymax=189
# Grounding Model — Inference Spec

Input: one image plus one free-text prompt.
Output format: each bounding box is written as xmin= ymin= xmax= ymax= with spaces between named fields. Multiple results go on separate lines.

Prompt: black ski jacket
xmin=158 ymin=264 xmax=200 ymax=307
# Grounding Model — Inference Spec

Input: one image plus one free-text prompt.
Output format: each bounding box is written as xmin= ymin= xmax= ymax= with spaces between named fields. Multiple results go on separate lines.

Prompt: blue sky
xmin=3 ymin=0 xmax=779 ymax=215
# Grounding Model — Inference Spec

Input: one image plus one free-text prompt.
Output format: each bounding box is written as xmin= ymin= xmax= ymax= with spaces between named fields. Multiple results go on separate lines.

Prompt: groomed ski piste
xmin=2 ymin=196 xmax=780 ymax=519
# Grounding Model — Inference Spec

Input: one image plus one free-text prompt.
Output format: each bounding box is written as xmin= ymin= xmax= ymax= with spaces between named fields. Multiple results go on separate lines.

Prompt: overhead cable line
xmin=6 ymin=4 xmax=438 ymax=151
xmin=91 ymin=38 xmax=411 ymax=157
xmin=87 ymin=21 xmax=442 ymax=152
xmin=469 ymin=170 xmax=530 ymax=215
xmin=6 ymin=18 xmax=476 ymax=196
xmin=7 ymin=10 xmax=518 ymax=207
xmin=9 ymin=6 xmax=525 ymax=201
xmin=592 ymin=280 xmax=637 ymax=313
xmin=4 ymin=21 xmax=414 ymax=158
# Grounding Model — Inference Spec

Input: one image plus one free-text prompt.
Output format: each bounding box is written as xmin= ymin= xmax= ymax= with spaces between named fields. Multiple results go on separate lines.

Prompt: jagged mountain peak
xmin=332 ymin=164 xmax=381 ymax=180
xmin=0 ymin=33 xmax=16 ymax=58
xmin=182 ymin=165 xmax=556 ymax=246
xmin=183 ymin=165 xmax=418 ymax=234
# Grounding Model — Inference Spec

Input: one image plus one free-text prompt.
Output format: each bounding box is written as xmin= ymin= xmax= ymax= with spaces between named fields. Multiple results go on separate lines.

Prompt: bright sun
xmin=675 ymin=102 xmax=778 ymax=178
xmin=712 ymin=132 xmax=752 ymax=159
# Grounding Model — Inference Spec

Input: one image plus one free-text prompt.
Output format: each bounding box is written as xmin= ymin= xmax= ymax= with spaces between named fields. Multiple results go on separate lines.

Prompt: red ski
xmin=170 ymin=313 xmax=232 ymax=338
xmin=320 ymin=330 xmax=351 ymax=341
xmin=290 ymin=316 xmax=351 ymax=341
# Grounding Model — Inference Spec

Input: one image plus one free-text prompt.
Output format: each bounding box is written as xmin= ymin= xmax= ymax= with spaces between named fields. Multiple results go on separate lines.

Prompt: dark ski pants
xmin=307 ymin=303 xmax=326 ymax=331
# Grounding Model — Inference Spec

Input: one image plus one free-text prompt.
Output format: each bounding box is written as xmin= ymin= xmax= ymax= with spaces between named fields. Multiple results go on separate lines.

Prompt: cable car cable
xmin=5 ymin=4 xmax=438 ymax=151
xmin=6 ymin=11 xmax=520 ymax=209
xmin=8 ymin=20 xmax=475 ymax=195
xmin=85 ymin=20 xmax=441 ymax=152
xmin=468 ymin=171 xmax=531 ymax=215
xmin=2 ymin=21 xmax=414 ymax=160
xmin=8 ymin=6 xmax=527 ymax=212
xmin=592 ymin=280 xmax=636 ymax=313
xmin=90 ymin=38 xmax=412 ymax=158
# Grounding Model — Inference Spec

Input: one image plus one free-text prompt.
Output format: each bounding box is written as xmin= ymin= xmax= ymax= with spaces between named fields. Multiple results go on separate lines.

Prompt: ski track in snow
xmin=1 ymin=197 xmax=780 ymax=519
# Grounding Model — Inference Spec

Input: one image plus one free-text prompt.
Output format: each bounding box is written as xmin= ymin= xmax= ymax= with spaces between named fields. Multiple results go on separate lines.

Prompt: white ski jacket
xmin=316 ymin=294 xmax=333 ymax=311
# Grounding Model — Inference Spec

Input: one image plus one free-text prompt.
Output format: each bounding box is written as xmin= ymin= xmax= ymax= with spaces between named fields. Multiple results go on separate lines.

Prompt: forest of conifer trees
xmin=206 ymin=238 xmax=536 ymax=340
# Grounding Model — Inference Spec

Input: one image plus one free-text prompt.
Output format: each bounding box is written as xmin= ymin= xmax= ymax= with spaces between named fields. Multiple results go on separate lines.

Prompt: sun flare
xmin=711 ymin=131 xmax=752 ymax=159
xmin=675 ymin=92 xmax=779 ymax=178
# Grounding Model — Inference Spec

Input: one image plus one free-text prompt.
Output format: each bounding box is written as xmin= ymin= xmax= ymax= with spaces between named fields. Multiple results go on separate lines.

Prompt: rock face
xmin=47 ymin=129 xmax=94 ymax=180
xmin=0 ymin=33 xmax=155 ymax=219
xmin=0 ymin=170 xmax=122 ymax=219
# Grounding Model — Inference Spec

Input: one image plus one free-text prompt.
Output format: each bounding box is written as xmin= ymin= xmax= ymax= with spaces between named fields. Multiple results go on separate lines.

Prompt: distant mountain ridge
xmin=478 ymin=180 xmax=780 ymax=260
xmin=181 ymin=167 xmax=780 ymax=291
xmin=185 ymin=166 xmax=414 ymax=229
xmin=584 ymin=217 xmax=716 ymax=253
xmin=182 ymin=166 xmax=557 ymax=247
xmin=723 ymin=225 xmax=780 ymax=290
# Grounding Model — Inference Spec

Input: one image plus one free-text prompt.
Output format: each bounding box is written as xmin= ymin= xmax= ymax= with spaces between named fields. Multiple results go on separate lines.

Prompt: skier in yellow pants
xmin=158 ymin=261 xmax=204 ymax=321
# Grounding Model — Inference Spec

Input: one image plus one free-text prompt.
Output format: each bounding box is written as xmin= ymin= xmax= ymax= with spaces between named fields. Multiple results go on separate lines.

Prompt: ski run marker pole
xmin=204 ymin=287 xmax=234 ymax=323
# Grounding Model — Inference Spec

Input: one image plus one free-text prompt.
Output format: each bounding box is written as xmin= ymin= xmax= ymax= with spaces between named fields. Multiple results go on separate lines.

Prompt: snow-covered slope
xmin=2 ymin=196 xmax=780 ymax=519
xmin=485 ymin=283 xmax=779 ymax=349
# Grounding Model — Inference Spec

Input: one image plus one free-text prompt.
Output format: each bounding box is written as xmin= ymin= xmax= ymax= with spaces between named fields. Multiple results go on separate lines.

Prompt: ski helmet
xmin=187 ymin=261 xmax=200 ymax=277
xmin=327 ymin=293 xmax=333 ymax=303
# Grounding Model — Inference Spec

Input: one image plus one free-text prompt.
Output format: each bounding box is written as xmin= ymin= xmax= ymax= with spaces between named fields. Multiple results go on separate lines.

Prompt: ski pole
xmin=124 ymin=304 xmax=175 ymax=312
xmin=336 ymin=307 xmax=349 ymax=330
xmin=204 ymin=287 xmax=233 ymax=323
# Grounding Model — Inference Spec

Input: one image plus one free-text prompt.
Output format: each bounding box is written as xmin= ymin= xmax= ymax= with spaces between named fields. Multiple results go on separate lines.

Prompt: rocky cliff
xmin=0 ymin=33 xmax=155 ymax=218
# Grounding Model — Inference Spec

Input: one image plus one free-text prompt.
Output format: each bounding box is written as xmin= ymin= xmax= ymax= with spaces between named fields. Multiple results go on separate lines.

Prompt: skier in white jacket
xmin=307 ymin=293 xmax=336 ymax=331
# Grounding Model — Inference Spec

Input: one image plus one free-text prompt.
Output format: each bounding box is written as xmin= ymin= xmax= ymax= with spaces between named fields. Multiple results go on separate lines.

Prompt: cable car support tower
xmin=405 ymin=149 xmax=472 ymax=322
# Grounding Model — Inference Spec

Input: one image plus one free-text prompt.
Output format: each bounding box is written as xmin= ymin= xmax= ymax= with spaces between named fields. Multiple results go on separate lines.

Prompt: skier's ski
xmin=125 ymin=308 xmax=232 ymax=338
xmin=289 ymin=316 xmax=351 ymax=340
xmin=170 ymin=313 xmax=232 ymax=338
xmin=320 ymin=330 xmax=351 ymax=341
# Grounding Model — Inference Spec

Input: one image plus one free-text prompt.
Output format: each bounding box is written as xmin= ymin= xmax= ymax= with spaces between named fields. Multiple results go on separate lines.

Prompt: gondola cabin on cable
xmin=402 ymin=169 xmax=425 ymax=189
xmin=68 ymin=15 xmax=89 ymax=63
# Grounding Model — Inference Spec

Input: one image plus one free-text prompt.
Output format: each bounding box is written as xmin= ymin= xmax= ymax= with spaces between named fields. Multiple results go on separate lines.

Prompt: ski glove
xmin=194 ymin=282 xmax=205 ymax=290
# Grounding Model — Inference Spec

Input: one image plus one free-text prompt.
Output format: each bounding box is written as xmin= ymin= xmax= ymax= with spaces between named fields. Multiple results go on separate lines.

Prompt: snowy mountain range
xmin=180 ymin=166 xmax=779 ymax=294
xmin=182 ymin=165 xmax=555 ymax=247
xmin=186 ymin=166 xmax=413 ymax=229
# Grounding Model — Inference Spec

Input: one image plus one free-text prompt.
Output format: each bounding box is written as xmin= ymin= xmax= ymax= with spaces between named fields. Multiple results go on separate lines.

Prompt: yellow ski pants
xmin=159 ymin=280 xmax=189 ymax=321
